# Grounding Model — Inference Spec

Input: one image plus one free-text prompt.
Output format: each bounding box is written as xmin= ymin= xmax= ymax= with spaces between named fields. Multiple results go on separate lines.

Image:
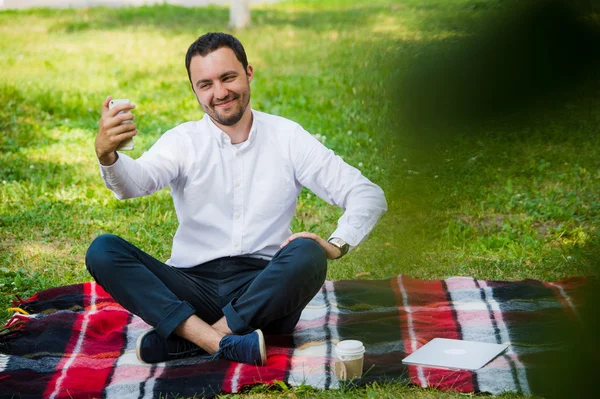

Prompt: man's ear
xmin=246 ymin=65 xmax=254 ymax=84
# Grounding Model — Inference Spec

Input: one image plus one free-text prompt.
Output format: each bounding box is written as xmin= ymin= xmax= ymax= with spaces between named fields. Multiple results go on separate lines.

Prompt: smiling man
xmin=87 ymin=32 xmax=387 ymax=366
xmin=191 ymin=45 xmax=252 ymax=133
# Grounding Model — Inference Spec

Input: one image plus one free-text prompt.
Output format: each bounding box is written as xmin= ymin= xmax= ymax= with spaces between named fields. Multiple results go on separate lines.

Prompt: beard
xmin=203 ymin=87 xmax=251 ymax=127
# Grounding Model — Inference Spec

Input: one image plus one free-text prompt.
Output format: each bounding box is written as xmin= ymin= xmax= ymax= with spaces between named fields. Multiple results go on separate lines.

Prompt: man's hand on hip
xmin=96 ymin=96 xmax=138 ymax=165
xmin=280 ymin=232 xmax=342 ymax=260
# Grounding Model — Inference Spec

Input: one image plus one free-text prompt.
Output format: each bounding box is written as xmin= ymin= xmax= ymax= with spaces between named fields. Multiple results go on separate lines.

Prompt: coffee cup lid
xmin=335 ymin=340 xmax=365 ymax=355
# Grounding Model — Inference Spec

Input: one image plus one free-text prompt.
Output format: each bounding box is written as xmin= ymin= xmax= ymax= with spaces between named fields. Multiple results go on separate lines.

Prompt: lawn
xmin=0 ymin=0 xmax=598 ymax=398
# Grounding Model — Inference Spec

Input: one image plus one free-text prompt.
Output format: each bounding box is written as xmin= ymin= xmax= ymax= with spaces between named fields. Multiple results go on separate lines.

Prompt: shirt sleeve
xmin=98 ymin=130 xmax=187 ymax=200
xmin=290 ymin=126 xmax=387 ymax=248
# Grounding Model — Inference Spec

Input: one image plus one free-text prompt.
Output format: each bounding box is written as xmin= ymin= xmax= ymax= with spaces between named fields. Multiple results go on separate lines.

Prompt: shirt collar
xmin=204 ymin=110 xmax=258 ymax=149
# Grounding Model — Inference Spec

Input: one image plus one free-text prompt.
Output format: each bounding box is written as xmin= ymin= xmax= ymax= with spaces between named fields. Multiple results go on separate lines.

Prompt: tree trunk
xmin=229 ymin=0 xmax=251 ymax=30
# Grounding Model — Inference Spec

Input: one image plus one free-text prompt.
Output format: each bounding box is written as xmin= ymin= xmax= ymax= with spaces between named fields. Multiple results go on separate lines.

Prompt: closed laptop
xmin=402 ymin=338 xmax=508 ymax=370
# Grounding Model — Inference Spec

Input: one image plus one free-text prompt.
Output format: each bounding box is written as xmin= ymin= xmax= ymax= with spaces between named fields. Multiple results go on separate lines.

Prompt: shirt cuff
xmin=98 ymin=152 xmax=132 ymax=181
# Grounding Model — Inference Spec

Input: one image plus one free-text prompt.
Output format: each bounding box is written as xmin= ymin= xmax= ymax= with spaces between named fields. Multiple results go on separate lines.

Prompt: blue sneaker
xmin=136 ymin=328 xmax=207 ymax=364
xmin=217 ymin=329 xmax=266 ymax=366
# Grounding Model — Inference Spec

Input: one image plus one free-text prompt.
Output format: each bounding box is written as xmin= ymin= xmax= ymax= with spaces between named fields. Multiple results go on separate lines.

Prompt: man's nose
xmin=214 ymin=82 xmax=228 ymax=100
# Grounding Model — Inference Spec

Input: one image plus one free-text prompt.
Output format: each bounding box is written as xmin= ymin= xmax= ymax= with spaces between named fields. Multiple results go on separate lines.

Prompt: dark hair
xmin=185 ymin=32 xmax=249 ymax=83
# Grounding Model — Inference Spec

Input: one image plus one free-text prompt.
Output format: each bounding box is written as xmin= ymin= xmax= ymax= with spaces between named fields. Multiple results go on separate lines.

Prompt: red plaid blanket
xmin=0 ymin=275 xmax=588 ymax=398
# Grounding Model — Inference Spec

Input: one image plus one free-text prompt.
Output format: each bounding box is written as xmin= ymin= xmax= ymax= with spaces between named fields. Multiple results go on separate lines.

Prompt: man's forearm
xmin=330 ymin=184 xmax=388 ymax=248
xmin=99 ymin=153 xmax=154 ymax=200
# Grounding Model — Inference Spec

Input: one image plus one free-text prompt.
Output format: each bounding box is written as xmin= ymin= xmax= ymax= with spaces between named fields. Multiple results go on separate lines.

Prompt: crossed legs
xmin=85 ymin=234 xmax=327 ymax=362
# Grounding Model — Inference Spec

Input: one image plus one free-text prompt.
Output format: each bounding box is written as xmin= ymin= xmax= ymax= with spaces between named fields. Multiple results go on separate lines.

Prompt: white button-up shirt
xmin=99 ymin=110 xmax=387 ymax=268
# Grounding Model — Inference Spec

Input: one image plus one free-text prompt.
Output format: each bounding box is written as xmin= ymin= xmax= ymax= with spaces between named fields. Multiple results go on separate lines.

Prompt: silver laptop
xmin=401 ymin=338 xmax=508 ymax=370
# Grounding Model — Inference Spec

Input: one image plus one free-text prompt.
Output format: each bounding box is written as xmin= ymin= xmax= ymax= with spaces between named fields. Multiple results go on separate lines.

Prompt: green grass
xmin=1 ymin=0 xmax=598 ymax=398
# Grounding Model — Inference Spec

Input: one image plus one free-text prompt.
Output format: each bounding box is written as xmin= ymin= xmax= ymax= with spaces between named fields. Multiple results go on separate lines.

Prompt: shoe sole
xmin=255 ymin=329 xmax=267 ymax=366
xmin=135 ymin=328 xmax=154 ymax=364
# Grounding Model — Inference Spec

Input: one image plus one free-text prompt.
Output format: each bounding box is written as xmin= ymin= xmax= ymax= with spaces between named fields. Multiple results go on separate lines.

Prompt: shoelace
xmin=217 ymin=338 xmax=237 ymax=359
xmin=215 ymin=335 xmax=257 ymax=363
xmin=211 ymin=342 xmax=237 ymax=360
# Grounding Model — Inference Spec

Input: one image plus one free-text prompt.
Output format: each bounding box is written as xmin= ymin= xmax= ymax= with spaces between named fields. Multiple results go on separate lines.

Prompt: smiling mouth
xmin=214 ymin=98 xmax=237 ymax=108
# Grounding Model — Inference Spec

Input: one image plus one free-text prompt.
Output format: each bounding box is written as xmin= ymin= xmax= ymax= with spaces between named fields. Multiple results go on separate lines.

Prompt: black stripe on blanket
xmin=334 ymin=279 xmax=407 ymax=385
xmin=0 ymin=285 xmax=86 ymax=399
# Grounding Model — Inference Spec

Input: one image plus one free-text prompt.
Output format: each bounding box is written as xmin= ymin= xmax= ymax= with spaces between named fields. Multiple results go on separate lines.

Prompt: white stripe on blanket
xmin=288 ymin=280 xmax=340 ymax=389
xmin=104 ymin=315 xmax=156 ymax=399
xmin=0 ymin=353 xmax=9 ymax=372
xmin=49 ymin=282 xmax=98 ymax=399
xmin=445 ymin=278 xmax=530 ymax=395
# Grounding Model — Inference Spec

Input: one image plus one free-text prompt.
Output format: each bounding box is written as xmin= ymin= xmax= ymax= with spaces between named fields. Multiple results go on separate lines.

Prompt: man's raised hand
xmin=95 ymin=96 xmax=137 ymax=165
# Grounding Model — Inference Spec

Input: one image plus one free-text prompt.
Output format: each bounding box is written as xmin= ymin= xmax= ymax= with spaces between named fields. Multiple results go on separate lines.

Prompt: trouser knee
xmin=283 ymin=237 xmax=328 ymax=280
xmin=85 ymin=233 xmax=124 ymax=279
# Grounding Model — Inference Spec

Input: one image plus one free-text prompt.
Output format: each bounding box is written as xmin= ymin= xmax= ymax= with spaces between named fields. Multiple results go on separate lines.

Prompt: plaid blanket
xmin=0 ymin=275 xmax=589 ymax=398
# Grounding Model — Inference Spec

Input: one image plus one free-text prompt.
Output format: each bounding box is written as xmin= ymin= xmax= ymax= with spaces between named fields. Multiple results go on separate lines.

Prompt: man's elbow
xmin=108 ymin=188 xmax=135 ymax=201
xmin=375 ymin=185 xmax=388 ymax=214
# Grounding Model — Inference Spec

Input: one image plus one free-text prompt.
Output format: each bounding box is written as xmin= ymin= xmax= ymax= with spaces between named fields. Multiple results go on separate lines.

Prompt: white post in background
xmin=229 ymin=0 xmax=250 ymax=30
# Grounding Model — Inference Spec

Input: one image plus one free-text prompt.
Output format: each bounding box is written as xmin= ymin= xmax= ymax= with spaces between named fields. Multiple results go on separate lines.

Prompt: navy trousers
xmin=85 ymin=234 xmax=327 ymax=338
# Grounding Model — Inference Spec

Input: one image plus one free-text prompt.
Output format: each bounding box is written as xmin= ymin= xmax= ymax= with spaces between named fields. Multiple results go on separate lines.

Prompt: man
xmin=86 ymin=32 xmax=387 ymax=366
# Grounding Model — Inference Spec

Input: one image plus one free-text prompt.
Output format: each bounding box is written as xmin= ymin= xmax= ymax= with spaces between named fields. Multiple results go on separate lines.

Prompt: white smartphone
xmin=108 ymin=98 xmax=135 ymax=151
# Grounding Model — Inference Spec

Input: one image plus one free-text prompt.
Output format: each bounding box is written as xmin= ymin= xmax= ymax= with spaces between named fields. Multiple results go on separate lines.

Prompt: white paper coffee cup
xmin=334 ymin=340 xmax=365 ymax=380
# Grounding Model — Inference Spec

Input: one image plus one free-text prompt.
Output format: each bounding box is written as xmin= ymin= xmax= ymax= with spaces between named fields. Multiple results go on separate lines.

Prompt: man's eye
xmin=224 ymin=76 xmax=235 ymax=82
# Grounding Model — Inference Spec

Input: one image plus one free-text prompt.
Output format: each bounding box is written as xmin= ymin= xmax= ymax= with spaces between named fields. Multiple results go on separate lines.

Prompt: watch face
xmin=329 ymin=238 xmax=343 ymax=246
xmin=329 ymin=238 xmax=349 ymax=256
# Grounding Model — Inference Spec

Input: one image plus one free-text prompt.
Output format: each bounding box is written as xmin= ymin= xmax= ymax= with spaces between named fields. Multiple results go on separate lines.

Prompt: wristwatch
xmin=327 ymin=237 xmax=350 ymax=259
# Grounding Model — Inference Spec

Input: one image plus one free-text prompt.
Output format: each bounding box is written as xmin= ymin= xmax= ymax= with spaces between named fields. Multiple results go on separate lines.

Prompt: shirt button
xmin=235 ymin=213 xmax=240 ymax=219
xmin=235 ymin=182 xmax=241 ymax=187
xmin=234 ymin=243 xmax=239 ymax=248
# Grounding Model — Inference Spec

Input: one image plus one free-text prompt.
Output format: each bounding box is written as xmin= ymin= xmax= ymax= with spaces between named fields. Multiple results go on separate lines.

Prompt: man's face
xmin=189 ymin=47 xmax=253 ymax=127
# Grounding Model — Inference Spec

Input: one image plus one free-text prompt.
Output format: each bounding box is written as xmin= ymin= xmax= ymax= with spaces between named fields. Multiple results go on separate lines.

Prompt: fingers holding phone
xmin=96 ymin=96 xmax=138 ymax=165
xmin=109 ymin=99 xmax=135 ymax=151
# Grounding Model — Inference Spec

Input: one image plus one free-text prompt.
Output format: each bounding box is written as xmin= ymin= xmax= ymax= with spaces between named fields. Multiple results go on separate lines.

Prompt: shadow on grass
xmin=395 ymin=0 xmax=600 ymax=143
xmin=380 ymin=0 xmax=600 ymax=281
